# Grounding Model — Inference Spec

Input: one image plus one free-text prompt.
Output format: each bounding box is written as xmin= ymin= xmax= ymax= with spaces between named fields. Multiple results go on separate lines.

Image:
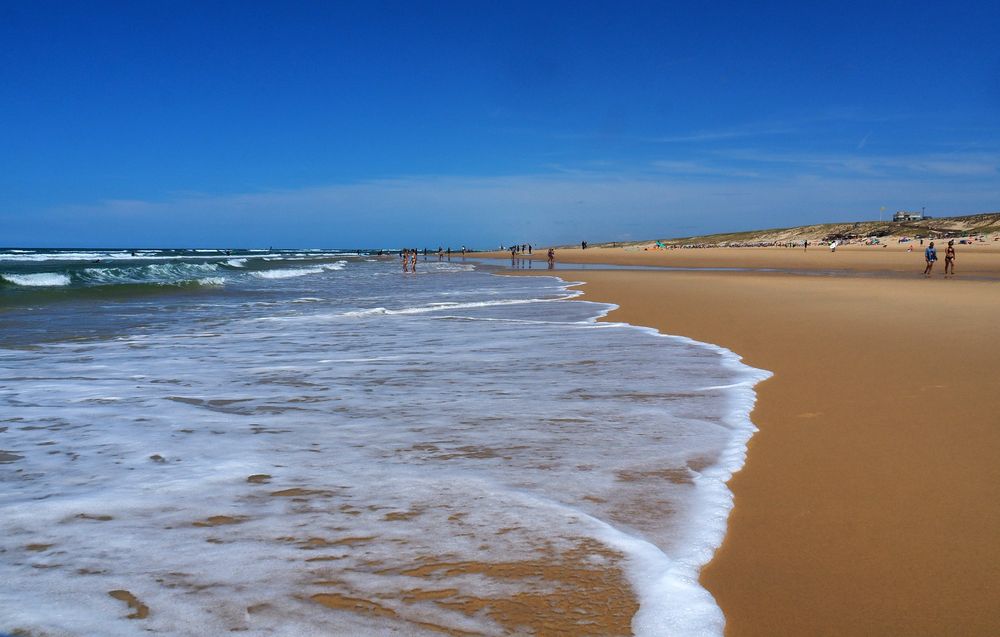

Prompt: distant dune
xmin=596 ymin=211 xmax=1000 ymax=248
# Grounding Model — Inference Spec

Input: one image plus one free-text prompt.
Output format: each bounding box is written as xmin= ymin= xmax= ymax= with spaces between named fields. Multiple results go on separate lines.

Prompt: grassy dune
xmin=595 ymin=212 xmax=1000 ymax=248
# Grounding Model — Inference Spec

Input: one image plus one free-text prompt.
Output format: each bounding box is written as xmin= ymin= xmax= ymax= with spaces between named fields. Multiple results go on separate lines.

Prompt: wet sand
xmin=496 ymin=247 xmax=1000 ymax=635
xmin=483 ymin=242 xmax=1000 ymax=277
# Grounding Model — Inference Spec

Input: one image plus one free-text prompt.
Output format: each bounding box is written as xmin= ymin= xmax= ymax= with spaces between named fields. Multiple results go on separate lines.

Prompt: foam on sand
xmin=0 ymin=262 xmax=766 ymax=636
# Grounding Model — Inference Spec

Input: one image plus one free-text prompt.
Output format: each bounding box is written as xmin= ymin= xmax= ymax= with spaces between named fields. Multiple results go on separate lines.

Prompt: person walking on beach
xmin=944 ymin=240 xmax=956 ymax=277
xmin=547 ymin=248 xmax=555 ymax=269
xmin=923 ymin=241 xmax=937 ymax=276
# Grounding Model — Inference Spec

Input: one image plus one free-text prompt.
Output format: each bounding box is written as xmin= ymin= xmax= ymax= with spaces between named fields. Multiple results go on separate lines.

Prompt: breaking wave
xmin=0 ymin=272 xmax=72 ymax=287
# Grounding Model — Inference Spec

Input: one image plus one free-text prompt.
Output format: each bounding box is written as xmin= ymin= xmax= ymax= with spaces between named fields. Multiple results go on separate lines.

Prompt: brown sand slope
xmin=506 ymin=249 xmax=1000 ymax=636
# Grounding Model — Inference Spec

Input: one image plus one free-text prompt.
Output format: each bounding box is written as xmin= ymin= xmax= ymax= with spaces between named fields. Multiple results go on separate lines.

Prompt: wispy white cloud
xmin=650 ymin=159 xmax=760 ymax=178
xmin=715 ymin=149 xmax=1000 ymax=178
xmin=641 ymin=112 xmax=892 ymax=145
xmin=27 ymin=163 xmax=998 ymax=247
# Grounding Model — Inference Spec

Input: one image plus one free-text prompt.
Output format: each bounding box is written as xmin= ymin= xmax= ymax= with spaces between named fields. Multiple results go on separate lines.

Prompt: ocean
xmin=0 ymin=249 xmax=768 ymax=636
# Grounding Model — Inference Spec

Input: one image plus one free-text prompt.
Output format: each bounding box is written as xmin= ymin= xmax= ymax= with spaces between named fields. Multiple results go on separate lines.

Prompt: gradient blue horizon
xmin=2 ymin=0 xmax=998 ymax=248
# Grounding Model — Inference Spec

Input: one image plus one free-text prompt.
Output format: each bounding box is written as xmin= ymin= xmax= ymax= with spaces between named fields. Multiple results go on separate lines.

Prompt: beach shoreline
xmin=497 ymin=247 xmax=1000 ymax=635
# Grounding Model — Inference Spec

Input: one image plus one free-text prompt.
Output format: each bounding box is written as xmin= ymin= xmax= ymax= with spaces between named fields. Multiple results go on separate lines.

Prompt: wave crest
xmin=1 ymin=272 xmax=72 ymax=287
xmin=79 ymin=262 xmax=222 ymax=286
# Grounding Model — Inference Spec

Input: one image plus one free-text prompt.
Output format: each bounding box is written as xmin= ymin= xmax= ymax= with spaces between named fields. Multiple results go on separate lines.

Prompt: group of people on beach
xmin=505 ymin=245 xmax=556 ymax=269
xmin=400 ymin=246 xmax=470 ymax=272
xmin=504 ymin=244 xmax=533 ymax=255
xmin=923 ymin=240 xmax=957 ymax=277
xmin=401 ymin=249 xmax=419 ymax=273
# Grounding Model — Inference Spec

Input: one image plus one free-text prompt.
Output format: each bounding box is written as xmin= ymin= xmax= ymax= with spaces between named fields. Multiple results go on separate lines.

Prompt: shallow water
xmin=0 ymin=251 xmax=767 ymax=636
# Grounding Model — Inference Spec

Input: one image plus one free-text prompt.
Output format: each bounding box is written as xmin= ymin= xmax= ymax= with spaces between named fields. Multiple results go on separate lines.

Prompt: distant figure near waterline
xmin=409 ymin=250 xmax=417 ymax=272
xmin=923 ymin=242 xmax=937 ymax=277
xmin=547 ymin=248 xmax=555 ymax=269
xmin=402 ymin=249 xmax=410 ymax=273
xmin=944 ymin=240 xmax=956 ymax=277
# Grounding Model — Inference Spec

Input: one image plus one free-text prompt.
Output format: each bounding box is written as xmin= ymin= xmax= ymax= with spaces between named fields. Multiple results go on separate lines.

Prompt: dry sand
xmin=494 ymin=246 xmax=1000 ymax=636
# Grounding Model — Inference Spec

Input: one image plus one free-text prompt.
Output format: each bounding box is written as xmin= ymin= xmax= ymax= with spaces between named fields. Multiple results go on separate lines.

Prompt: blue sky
xmin=2 ymin=1 xmax=998 ymax=248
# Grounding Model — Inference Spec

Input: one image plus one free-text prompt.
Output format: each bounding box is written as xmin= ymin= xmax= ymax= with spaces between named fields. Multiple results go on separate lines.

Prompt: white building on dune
xmin=893 ymin=210 xmax=927 ymax=222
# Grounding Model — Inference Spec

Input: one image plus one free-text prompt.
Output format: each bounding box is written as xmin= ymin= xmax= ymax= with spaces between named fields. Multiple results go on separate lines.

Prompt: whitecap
xmin=1 ymin=272 xmax=72 ymax=287
xmin=252 ymin=268 xmax=324 ymax=279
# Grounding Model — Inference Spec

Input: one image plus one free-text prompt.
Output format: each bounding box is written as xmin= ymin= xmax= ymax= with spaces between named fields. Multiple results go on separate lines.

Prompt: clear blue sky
xmin=2 ymin=0 xmax=998 ymax=248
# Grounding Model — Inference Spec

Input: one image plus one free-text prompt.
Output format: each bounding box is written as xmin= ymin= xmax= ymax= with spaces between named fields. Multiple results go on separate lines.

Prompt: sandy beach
xmin=488 ymin=245 xmax=1000 ymax=635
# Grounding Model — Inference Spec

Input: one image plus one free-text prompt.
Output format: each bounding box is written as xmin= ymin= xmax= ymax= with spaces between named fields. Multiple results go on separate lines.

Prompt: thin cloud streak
xmin=648 ymin=126 xmax=797 ymax=143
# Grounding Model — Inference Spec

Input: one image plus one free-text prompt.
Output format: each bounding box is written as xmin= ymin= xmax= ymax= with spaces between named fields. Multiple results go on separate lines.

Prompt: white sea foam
xmin=338 ymin=306 xmax=389 ymax=317
xmin=252 ymin=267 xmax=324 ymax=279
xmin=0 ymin=272 xmax=72 ymax=286
xmin=0 ymin=260 xmax=767 ymax=637
xmin=0 ymin=251 xmax=219 ymax=262
xmin=225 ymin=258 xmax=248 ymax=267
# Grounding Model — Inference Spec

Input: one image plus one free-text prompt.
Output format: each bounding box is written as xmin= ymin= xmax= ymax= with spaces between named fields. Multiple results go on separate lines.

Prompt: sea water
xmin=0 ymin=249 xmax=768 ymax=636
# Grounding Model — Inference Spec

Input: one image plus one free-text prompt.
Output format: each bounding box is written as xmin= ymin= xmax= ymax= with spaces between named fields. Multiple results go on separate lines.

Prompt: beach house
xmin=893 ymin=210 xmax=926 ymax=222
